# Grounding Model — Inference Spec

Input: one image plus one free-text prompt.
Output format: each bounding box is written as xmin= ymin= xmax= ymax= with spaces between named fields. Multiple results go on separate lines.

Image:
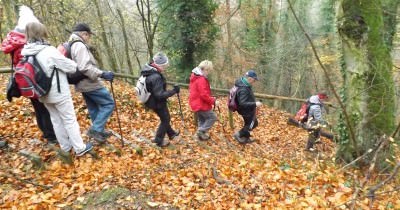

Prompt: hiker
xmin=21 ymin=22 xmax=92 ymax=156
xmin=68 ymin=23 xmax=115 ymax=143
xmin=140 ymin=52 xmax=180 ymax=147
xmin=189 ymin=60 xmax=217 ymax=140
xmin=233 ymin=70 xmax=262 ymax=144
xmin=305 ymin=93 xmax=328 ymax=152
xmin=0 ymin=6 xmax=57 ymax=144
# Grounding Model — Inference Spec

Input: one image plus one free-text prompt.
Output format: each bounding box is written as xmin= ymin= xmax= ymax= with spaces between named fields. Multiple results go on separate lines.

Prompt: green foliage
xmin=157 ymin=0 xmax=219 ymax=82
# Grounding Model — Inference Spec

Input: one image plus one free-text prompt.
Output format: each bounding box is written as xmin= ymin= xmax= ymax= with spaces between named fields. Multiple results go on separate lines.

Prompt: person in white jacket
xmin=21 ymin=22 xmax=93 ymax=157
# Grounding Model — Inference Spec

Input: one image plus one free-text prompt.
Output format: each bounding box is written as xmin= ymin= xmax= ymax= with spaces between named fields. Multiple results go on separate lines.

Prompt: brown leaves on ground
xmin=0 ymin=75 xmax=399 ymax=209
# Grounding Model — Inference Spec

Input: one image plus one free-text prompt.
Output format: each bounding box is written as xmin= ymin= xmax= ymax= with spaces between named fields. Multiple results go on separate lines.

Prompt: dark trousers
xmin=153 ymin=105 xmax=176 ymax=144
xmin=239 ymin=114 xmax=258 ymax=138
xmin=306 ymin=128 xmax=321 ymax=149
xmin=31 ymin=99 xmax=56 ymax=140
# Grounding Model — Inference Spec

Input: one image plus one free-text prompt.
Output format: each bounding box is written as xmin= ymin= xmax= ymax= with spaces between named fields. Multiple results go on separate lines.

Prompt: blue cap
xmin=245 ymin=70 xmax=258 ymax=80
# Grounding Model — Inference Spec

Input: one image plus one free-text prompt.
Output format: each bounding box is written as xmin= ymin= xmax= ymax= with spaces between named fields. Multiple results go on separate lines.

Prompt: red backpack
xmin=295 ymin=102 xmax=309 ymax=122
xmin=14 ymin=56 xmax=59 ymax=99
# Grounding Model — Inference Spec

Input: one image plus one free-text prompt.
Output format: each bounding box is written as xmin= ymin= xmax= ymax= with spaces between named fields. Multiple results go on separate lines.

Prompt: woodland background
xmin=0 ymin=0 xmax=400 ymax=209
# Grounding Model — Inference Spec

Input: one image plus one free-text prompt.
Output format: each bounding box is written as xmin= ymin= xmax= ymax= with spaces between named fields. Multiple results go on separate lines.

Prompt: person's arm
xmin=151 ymin=75 xmax=176 ymax=99
xmin=48 ymin=46 xmax=77 ymax=74
xmin=237 ymin=88 xmax=256 ymax=109
xmin=197 ymin=78 xmax=215 ymax=105
xmin=71 ymin=42 xmax=103 ymax=80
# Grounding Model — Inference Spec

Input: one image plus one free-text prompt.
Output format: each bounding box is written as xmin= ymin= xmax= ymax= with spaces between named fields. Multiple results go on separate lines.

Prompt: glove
xmin=101 ymin=71 xmax=114 ymax=81
xmin=255 ymin=101 xmax=262 ymax=107
xmin=173 ymin=85 xmax=180 ymax=94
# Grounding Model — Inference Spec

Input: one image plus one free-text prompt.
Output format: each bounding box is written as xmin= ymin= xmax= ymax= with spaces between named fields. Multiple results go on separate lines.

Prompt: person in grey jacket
xmin=21 ymin=22 xmax=92 ymax=156
xmin=305 ymin=93 xmax=328 ymax=151
xmin=68 ymin=23 xmax=115 ymax=143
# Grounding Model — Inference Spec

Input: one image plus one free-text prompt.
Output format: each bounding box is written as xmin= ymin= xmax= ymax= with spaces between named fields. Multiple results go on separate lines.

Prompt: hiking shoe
xmin=0 ymin=140 xmax=8 ymax=148
xmin=197 ymin=131 xmax=210 ymax=141
xmin=157 ymin=138 xmax=170 ymax=147
xmin=87 ymin=129 xmax=107 ymax=143
xmin=76 ymin=142 xmax=94 ymax=157
xmin=57 ymin=149 xmax=73 ymax=164
xmin=46 ymin=138 xmax=58 ymax=145
xmin=169 ymin=130 xmax=180 ymax=140
xmin=102 ymin=130 xmax=113 ymax=138
xmin=233 ymin=132 xmax=247 ymax=144
xmin=305 ymin=147 xmax=316 ymax=152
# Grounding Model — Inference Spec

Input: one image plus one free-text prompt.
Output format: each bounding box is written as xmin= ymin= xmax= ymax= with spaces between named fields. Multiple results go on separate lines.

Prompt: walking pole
xmin=110 ymin=81 xmax=124 ymax=147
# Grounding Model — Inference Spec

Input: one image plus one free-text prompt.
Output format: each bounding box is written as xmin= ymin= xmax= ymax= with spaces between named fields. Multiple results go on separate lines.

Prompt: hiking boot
xmin=169 ymin=130 xmax=180 ymax=140
xmin=233 ymin=132 xmax=247 ymax=144
xmin=102 ymin=130 xmax=113 ymax=138
xmin=57 ymin=149 xmax=73 ymax=164
xmin=157 ymin=138 xmax=170 ymax=147
xmin=197 ymin=131 xmax=210 ymax=141
xmin=76 ymin=142 xmax=94 ymax=157
xmin=0 ymin=140 xmax=8 ymax=148
xmin=305 ymin=147 xmax=316 ymax=152
xmin=315 ymin=138 xmax=321 ymax=144
xmin=46 ymin=138 xmax=58 ymax=145
xmin=87 ymin=129 xmax=107 ymax=143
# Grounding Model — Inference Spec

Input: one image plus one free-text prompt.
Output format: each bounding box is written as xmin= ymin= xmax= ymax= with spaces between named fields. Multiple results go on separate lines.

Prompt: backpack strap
xmin=66 ymin=39 xmax=84 ymax=59
xmin=31 ymin=56 xmax=61 ymax=93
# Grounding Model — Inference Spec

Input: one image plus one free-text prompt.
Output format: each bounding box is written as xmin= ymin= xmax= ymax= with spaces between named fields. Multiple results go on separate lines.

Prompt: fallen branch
xmin=336 ymin=149 xmax=373 ymax=173
xmin=367 ymin=161 xmax=400 ymax=208
xmin=287 ymin=117 xmax=334 ymax=140
xmin=349 ymin=135 xmax=389 ymax=209
xmin=0 ymin=169 xmax=52 ymax=190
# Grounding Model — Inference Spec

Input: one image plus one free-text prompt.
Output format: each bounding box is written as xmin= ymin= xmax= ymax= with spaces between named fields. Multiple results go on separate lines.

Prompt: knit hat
xmin=153 ymin=52 xmax=169 ymax=66
xmin=245 ymin=70 xmax=258 ymax=80
xmin=72 ymin=23 xmax=94 ymax=34
xmin=14 ymin=6 xmax=40 ymax=33
xmin=318 ymin=92 xmax=328 ymax=100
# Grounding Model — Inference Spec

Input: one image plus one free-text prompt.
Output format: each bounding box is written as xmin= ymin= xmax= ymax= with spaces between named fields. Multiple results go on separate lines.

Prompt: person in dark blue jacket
xmin=233 ymin=70 xmax=262 ymax=144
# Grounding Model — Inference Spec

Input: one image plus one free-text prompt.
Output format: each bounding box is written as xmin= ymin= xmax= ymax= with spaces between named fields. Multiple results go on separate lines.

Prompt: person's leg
xmin=54 ymin=98 xmax=87 ymax=154
xmin=239 ymin=114 xmax=254 ymax=138
xmin=44 ymin=103 xmax=72 ymax=152
xmin=197 ymin=110 xmax=217 ymax=132
xmin=30 ymin=99 xmax=56 ymax=142
xmin=82 ymin=92 xmax=99 ymax=124
xmin=83 ymin=88 xmax=115 ymax=133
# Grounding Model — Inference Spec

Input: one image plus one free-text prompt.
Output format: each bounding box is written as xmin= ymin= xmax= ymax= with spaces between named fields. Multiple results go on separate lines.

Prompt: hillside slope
xmin=0 ymin=75 xmax=398 ymax=209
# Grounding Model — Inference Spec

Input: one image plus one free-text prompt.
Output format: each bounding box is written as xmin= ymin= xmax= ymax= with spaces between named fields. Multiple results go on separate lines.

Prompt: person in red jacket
xmin=1 ymin=6 xmax=57 ymax=144
xmin=189 ymin=60 xmax=218 ymax=140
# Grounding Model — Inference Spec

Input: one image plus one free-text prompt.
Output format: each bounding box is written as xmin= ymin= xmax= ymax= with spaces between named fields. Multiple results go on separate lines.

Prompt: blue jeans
xmin=82 ymin=87 xmax=115 ymax=132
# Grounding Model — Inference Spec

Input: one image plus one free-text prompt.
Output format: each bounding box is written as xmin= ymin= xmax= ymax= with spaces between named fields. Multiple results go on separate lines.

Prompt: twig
xmin=211 ymin=166 xmax=247 ymax=196
xmin=367 ymin=161 xmax=400 ymax=208
xmin=349 ymin=135 xmax=389 ymax=209
xmin=336 ymin=149 xmax=373 ymax=172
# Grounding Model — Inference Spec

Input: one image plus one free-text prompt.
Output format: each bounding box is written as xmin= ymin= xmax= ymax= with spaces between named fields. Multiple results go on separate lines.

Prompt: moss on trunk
xmin=337 ymin=0 xmax=396 ymax=168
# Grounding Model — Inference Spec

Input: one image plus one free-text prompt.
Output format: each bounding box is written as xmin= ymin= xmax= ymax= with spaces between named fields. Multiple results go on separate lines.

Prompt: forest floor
xmin=0 ymin=75 xmax=399 ymax=209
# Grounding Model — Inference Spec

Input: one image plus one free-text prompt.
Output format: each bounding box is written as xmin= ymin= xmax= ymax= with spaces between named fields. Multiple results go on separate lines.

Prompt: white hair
xmin=14 ymin=6 xmax=40 ymax=32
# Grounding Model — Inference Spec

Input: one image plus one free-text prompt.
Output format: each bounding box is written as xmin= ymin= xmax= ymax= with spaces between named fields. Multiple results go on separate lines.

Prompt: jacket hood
xmin=21 ymin=42 xmax=48 ymax=56
xmin=192 ymin=67 xmax=203 ymax=76
xmin=309 ymin=95 xmax=321 ymax=104
xmin=190 ymin=72 xmax=205 ymax=83
xmin=1 ymin=31 xmax=26 ymax=54
xmin=234 ymin=77 xmax=249 ymax=87
xmin=141 ymin=63 xmax=159 ymax=76
xmin=69 ymin=33 xmax=85 ymax=43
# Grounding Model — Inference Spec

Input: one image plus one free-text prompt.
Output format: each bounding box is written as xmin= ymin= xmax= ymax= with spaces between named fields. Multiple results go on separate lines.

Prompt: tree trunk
xmin=116 ymin=8 xmax=133 ymax=74
xmin=337 ymin=0 xmax=397 ymax=167
xmin=93 ymin=0 xmax=118 ymax=70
